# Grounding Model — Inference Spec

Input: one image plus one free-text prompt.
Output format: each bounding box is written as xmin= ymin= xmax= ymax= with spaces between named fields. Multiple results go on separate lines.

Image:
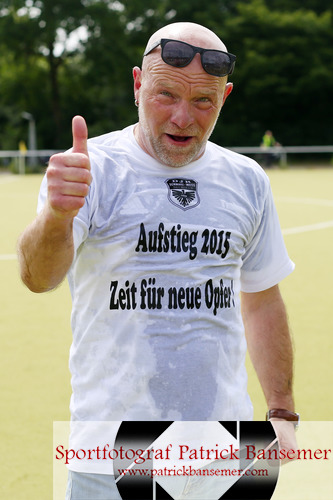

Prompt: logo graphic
xmin=114 ymin=421 xmax=280 ymax=500
xmin=165 ymin=178 xmax=200 ymax=211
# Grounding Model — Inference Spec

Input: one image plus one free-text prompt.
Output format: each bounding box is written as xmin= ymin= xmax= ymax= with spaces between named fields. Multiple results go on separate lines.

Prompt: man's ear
xmin=222 ymin=82 xmax=233 ymax=107
xmin=133 ymin=66 xmax=142 ymax=104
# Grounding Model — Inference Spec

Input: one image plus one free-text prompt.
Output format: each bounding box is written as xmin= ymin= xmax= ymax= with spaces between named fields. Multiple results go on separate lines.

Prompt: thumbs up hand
xmin=46 ymin=116 xmax=92 ymax=220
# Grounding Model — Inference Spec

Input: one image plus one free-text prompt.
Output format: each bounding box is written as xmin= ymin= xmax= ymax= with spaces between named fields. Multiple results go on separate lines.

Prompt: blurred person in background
xmin=261 ymin=129 xmax=281 ymax=167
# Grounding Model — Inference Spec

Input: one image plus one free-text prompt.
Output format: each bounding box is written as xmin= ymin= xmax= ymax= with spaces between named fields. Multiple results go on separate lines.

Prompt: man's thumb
xmin=72 ymin=115 xmax=88 ymax=156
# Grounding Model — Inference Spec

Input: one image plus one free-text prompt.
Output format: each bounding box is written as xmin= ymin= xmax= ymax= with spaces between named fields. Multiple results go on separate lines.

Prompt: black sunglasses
xmin=143 ymin=38 xmax=236 ymax=77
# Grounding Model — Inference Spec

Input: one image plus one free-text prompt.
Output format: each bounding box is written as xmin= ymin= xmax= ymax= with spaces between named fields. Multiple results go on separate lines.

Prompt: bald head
xmin=144 ymin=22 xmax=227 ymax=58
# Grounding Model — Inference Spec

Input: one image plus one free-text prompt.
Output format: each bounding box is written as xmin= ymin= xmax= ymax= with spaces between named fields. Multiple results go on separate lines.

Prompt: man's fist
xmin=46 ymin=116 xmax=92 ymax=220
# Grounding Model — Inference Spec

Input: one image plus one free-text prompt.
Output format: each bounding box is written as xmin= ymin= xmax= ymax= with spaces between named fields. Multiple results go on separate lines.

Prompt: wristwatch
xmin=266 ymin=409 xmax=300 ymax=429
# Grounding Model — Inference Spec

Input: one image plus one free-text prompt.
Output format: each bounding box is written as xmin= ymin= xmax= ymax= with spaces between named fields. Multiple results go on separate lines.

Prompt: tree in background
xmin=219 ymin=0 xmax=333 ymax=146
xmin=0 ymin=0 xmax=91 ymax=148
xmin=0 ymin=0 xmax=332 ymax=151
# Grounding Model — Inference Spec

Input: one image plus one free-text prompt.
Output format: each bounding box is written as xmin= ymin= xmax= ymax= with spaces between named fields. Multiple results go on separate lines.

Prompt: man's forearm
xmin=241 ymin=285 xmax=295 ymax=412
xmin=17 ymin=207 xmax=75 ymax=293
xmin=17 ymin=116 xmax=91 ymax=293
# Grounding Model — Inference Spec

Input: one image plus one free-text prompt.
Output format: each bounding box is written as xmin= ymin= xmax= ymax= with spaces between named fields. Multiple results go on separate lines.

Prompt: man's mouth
xmin=166 ymin=134 xmax=192 ymax=143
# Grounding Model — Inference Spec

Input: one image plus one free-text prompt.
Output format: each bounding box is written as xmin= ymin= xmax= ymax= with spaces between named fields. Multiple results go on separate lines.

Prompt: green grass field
xmin=1 ymin=168 xmax=332 ymax=499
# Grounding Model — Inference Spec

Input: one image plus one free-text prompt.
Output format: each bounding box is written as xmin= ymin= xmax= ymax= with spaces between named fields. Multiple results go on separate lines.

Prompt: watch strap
xmin=266 ymin=408 xmax=300 ymax=428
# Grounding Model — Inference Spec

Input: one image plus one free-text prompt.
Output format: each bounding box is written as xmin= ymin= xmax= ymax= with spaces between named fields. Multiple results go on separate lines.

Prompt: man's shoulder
xmin=207 ymin=141 xmax=268 ymax=181
xmin=82 ymin=125 xmax=138 ymax=190
xmin=88 ymin=124 xmax=135 ymax=150
xmin=206 ymin=141 xmax=271 ymax=208
xmin=86 ymin=124 xmax=139 ymax=178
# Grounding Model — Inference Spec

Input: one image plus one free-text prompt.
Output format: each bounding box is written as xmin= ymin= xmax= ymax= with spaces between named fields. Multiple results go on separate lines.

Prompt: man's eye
xmin=195 ymin=97 xmax=213 ymax=109
xmin=157 ymin=91 xmax=174 ymax=103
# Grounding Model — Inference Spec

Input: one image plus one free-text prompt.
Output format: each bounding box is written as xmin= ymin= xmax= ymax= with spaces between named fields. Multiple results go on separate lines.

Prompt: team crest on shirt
xmin=165 ymin=178 xmax=200 ymax=211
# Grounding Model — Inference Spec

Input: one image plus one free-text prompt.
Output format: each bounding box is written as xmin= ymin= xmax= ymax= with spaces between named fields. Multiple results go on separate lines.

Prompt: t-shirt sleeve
xmin=240 ymin=184 xmax=294 ymax=292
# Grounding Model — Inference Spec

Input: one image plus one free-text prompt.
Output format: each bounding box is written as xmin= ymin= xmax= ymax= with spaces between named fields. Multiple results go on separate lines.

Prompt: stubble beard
xmin=138 ymin=108 xmax=209 ymax=168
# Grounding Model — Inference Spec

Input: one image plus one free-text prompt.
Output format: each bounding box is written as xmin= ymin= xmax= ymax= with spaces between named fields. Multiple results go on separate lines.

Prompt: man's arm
xmin=241 ymin=284 xmax=294 ymax=412
xmin=241 ymin=284 xmax=298 ymax=457
xmin=17 ymin=116 xmax=92 ymax=293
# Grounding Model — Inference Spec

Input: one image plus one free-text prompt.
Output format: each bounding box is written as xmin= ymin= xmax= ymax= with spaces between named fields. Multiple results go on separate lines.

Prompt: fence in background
xmin=0 ymin=149 xmax=59 ymax=174
xmin=231 ymin=145 xmax=333 ymax=167
xmin=1 ymin=146 xmax=333 ymax=174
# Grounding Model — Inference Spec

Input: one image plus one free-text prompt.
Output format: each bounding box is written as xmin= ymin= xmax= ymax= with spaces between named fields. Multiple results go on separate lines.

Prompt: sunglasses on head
xmin=143 ymin=38 xmax=236 ymax=77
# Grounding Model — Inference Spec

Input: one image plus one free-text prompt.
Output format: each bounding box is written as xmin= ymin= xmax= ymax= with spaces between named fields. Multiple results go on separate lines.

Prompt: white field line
xmin=282 ymin=220 xmax=333 ymax=235
xmin=277 ymin=195 xmax=333 ymax=235
xmin=276 ymin=196 xmax=333 ymax=207
xmin=0 ymin=254 xmax=17 ymax=260
xmin=0 ymin=175 xmax=19 ymax=185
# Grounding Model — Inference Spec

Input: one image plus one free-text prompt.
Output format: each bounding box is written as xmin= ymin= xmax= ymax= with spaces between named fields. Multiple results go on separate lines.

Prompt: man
xmin=261 ymin=130 xmax=281 ymax=167
xmin=18 ymin=22 xmax=298 ymax=499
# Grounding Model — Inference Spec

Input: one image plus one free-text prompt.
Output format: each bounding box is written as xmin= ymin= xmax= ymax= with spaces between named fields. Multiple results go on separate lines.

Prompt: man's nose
xmin=170 ymin=100 xmax=195 ymax=129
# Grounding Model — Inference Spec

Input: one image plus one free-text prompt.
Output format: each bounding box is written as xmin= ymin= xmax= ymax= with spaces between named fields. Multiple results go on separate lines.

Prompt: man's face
xmin=134 ymin=50 xmax=231 ymax=168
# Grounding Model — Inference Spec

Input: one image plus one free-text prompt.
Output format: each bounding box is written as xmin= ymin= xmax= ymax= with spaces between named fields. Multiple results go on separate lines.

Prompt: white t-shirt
xmin=39 ymin=125 xmax=294 ymax=472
